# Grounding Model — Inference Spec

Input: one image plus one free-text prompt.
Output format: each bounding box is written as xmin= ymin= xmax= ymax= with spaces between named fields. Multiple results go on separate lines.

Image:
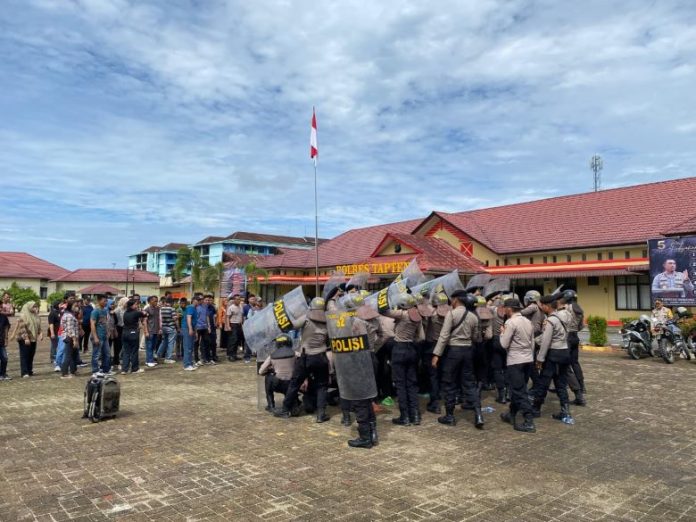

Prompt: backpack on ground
xmin=83 ymin=375 xmax=120 ymax=422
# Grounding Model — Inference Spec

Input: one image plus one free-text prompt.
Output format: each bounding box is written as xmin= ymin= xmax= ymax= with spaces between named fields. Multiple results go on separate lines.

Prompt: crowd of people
xmin=0 ymin=290 xmax=265 ymax=380
xmin=258 ymin=282 xmax=588 ymax=449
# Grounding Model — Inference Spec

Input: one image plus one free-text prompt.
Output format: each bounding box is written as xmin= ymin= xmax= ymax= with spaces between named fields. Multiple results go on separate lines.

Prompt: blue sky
xmin=2 ymin=0 xmax=696 ymax=269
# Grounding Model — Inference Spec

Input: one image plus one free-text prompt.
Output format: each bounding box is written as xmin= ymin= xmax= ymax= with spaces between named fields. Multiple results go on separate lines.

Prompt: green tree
xmin=244 ymin=261 xmax=269 ymax=296
xmin=172 ymin=247 xmax=207 ymax=296
xmin=0 ymin=282 xmax=40 ymax=312
xmin=46 ymin=291 xmax=65 ymax=308
xmin=202 ymin=261 xmax=225 ymax=295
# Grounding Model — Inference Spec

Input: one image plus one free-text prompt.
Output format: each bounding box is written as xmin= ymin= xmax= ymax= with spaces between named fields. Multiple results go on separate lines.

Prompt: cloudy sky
xmin=2 ymin=0 xmax=695 ymax=269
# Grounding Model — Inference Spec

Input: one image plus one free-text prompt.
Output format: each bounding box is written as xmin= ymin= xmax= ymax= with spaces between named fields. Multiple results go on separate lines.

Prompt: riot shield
xmin=399 ymin=258 xmax=427 ymax=288
xmin=322 ymin=271 xmax=346 ymax=300
xmin=411 ymin=270 xmax=464 ymax=300
xmin=466 ymin=273 xmax=493 ymax=292
xmin=242 ymin=286 xmax=309 ymax=361
xmin=484 ymin=277 xmax=511 ymax=300
xmin=326 ymin=309 xmax=378 ymax=401
xmin=346 ymin=271 xmax=369 ymax=290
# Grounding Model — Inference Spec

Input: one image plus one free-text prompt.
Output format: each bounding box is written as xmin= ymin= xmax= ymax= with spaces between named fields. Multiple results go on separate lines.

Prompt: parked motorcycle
xmin=654 ymin=307 xmax=693 ymax=364
xmin=621 ymin=315 xmax=654 ymax=359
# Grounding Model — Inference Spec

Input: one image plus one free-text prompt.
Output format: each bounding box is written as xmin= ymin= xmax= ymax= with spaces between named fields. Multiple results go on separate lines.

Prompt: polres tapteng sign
xmin=336 ymin=261 xmax=411 ymax=276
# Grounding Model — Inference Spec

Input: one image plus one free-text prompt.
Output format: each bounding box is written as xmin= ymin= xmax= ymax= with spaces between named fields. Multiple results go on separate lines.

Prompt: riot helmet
xmin=523 ymin=290 xmax=541 ymax=307
xmin=562 ymin=289 xmax=577 ymax=303
xmin=431 ymin=292 xmax=449 ymax=306
xmin=395 ymin=294 xmax=417 ymax=310
xmin=309 ymin=297 xmax=325 ymax=310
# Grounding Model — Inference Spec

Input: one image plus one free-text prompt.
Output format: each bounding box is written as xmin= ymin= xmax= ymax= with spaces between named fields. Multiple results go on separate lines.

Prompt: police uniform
xmin=652 ymin=271 xmax=694 ymax=298
xmin=489 ymin=305 xmax=508 ymax=403
xmin=532 ymin=307 xmax=573 ymax=421
xmin=258 ymin=344 xmax=296 ymax=411
xmin=521 ymin=302 xmax=545 ymax=388
xmin=434 ymin=305 xmax=482 ymax=427
xmin=423 ymin=303 xmax=450 ymax=412
xmin=565 ymin=302 xmax=586 ymax=402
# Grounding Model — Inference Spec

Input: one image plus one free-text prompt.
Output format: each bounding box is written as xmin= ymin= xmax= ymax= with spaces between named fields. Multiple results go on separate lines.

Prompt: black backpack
xmin=83 ymin=375 xmax=120 ymax=422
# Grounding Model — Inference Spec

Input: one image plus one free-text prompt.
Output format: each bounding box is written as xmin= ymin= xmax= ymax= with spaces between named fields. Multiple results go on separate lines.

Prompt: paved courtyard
xmin=1 ymin=343 xmax=696 ymax=522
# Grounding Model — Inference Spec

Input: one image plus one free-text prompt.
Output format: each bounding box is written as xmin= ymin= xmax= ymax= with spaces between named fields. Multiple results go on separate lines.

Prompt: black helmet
xmin=562 ymin=289 xmax=577 ymax=303
xmin=274 ymin=334 xmax=293 ymax=348
xmin=452 ymin=290 xmax=478 ymax=311
xmin=676 ymin=306 xmax=691 ymax=319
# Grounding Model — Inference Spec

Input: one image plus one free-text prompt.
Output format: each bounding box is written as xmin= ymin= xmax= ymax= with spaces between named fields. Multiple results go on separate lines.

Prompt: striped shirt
xmin=159 ymin=305 xmax=177 ymax=329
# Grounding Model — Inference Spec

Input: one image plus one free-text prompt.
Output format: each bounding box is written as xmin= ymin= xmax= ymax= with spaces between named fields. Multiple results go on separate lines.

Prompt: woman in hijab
xmin=11 ymin=301 xmax=42 ymax=378
xmin=110 ymin=297 xmax=128 ymax=369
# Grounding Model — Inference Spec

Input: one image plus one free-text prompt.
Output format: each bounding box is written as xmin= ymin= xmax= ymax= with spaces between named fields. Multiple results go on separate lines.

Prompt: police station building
xmin=257 ymin=177 xmax=696 ymax=325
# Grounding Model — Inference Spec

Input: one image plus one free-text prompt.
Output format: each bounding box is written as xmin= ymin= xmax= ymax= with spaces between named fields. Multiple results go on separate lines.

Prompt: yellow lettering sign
xmin=335 ymin=261 xmax=410 ymax=276
xmin=330 ymin=335 xmax=368 ymax=353
xmin=273 ymin=300 xmax=292 ymax=332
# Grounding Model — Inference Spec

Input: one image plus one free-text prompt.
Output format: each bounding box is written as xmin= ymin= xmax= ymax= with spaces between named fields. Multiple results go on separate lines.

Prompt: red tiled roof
xmin=0 ymin=252 xmax=69 ymax=280
xmin=257 ymin=218 xmax=424 ymax=270
xmin=77 ymin=283 xmax=122 ymax=294
xmin=367 ymin=233 xmax=485 ymax=274
xmin=52 ymin=269 xmax=160 ymax=283
xmin=142 ymin=245 xmax=162 ymax=253
xmin=428 ymin=177 xmax=696 ymax=254
xmin=161 ymin=242 xmax=188 ymax=251
xmin=195 ymin=236 xmax=225 ymax=245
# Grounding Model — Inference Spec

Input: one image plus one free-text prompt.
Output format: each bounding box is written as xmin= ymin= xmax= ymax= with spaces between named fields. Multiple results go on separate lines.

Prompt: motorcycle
xmin=621 ymin=315 xmax=654 ymax=360
xmin=654 ymin=318 xmax=693 ymax=364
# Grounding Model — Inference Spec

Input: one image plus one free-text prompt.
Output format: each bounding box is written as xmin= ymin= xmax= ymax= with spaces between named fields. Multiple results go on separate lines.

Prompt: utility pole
xmin=590 ymin=154 xmax=603 ymax=192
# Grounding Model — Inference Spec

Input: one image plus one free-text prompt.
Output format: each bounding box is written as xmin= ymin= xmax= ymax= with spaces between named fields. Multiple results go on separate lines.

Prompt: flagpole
xmin=313 ymin=156 xmax=319 ymax=297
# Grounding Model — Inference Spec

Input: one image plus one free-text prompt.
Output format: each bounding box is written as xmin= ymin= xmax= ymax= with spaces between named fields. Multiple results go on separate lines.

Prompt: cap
xmin=503 ymin=298 xmax=523 ymax=309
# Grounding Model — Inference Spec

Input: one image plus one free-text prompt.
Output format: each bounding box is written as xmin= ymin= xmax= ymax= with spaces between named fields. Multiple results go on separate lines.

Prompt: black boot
xmin=265 ymin=400 xmax=275 ymax=413
xmin=495 ymin=387 xmax=507 ymax=404
xmin=474 ymin=407 xmax=484 ymax=429
xmin=341 ymin=410 xmax=352 ymax=427
xmin=426 ymin=401 xmax=440 ymax=414
xmin=409 ymin=409 xmax=421 ymax=426
xmin=514 ymin=415 xmax=536 ymax=433
xmin=272 ymin=406 xmax=291 ymax=419
xmin=392 ymin=409 xmax=411 ymax=426
xmin=316 ymin=408 xmax=330 ymax=423
xmin=573 ymin=390 xmax=586 ymax=406
xmin=438 ymin=407 xmax=456 ymax=426
xmin=500 ymin=411 xmax=515 ymax=425
xmin=369 ymin=421 xmax=379 ymax=446
xmin=552 ymin=402 xmax=572 ymax=422
xmin=348 ymin=426 xmax=373 ymax=449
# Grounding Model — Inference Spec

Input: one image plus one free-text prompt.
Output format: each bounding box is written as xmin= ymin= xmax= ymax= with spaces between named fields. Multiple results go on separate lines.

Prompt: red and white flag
xmin=310 ymin=108 xmax=318 ymax=161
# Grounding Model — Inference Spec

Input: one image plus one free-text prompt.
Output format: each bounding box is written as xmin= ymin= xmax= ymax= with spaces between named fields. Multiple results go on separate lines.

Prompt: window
xmin=597 ymin=252 xmax=603 ymax=261
xmin=642 ymin=249 xmax=647 ymax=258
xmin=566 ymin=255 xmax=572 ymax=262
xmin=516 ymin=258 xmax=521 ymax=265
xmin=608 ymin=252 xmax=614 ymax=260
xmin=495 ymin=259 xmax=500 ymax=266
xmin=40 ymin=287 xmax=48 ymax=299
xmin=555 ymin=277 xmax=577 ymax=292
xmin=394 ymin=243 xmax=402 ymax=253
xmin=503 ymin=258 xmax=508 ymax=266
xmin=529 ymin=257 xmax=534 ymax=264
xmin=485 ymin=260 xmax=489 ymax=267
xmin=588 ymin=277 xmax=599 ymax=286
xmin=552 ymin=255 xmax=557 ymax=263
xmin=582 ymin=253 xmax=587 ymax=261
xmin=615 ymin=275 xmax=651 ymax=310
xmin=543 ymin=256 xmax=548 ymax=263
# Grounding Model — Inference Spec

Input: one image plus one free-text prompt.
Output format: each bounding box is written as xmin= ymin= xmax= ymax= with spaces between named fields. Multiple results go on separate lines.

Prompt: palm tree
xmin=202 ymin=261 xmax=225 ymax=295
xmin=244 ymin=261 xmax=269 ymax=296
xmin=172 ymin=247 xmax=207 ymax=296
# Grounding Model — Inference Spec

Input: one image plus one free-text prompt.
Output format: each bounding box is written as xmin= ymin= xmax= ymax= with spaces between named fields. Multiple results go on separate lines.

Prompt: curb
xmin=581 ymin=344 xmax=620 ymax=353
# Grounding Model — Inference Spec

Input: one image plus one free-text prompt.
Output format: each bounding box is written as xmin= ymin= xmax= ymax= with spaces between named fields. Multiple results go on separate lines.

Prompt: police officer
xmin=423 ymin=292 xmax=450 ymax=413
xmin=561 ymin=289 xmax=586 ymax=406
xmin=520 ymin=290 xmax=544 ymax=389
xmin=498 ymin=298 xmax=536 ymax=433
xmin=274 ymin=297 xmax=331 ymax=422
xmin=652 ymin=259 xmax=694 ymax=298
xmin=488 ymin=297 xmax=508 ymax=404
xmin=258 ymin=334 xmax=296 ymax=412
xmin=474 ymin=296 xmax=494 ymax=392
xmin=432 ymin=291 xmax=483 ymax=429
xmin=381 ymin=294 xmax=423 ymax=426
xmin=531 ymin=294 xmax=573 ymax=423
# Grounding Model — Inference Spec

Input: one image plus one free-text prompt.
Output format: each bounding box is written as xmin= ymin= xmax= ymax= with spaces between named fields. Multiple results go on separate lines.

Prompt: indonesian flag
xmin=310 ymin=108 xmax=318 ymax=160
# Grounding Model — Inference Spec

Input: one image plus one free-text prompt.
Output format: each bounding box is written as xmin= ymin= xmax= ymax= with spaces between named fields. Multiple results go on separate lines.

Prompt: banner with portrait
xmin=648 ymin=237 xmax=696 ymax=306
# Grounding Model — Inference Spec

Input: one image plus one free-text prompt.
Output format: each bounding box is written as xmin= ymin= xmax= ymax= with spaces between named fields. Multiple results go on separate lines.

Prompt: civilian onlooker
xmin=0 ymin=310 xmax=10 ymax=380
xmin=227 ymin=294 xmax=245 ymax=362
xmin=218 ymin=297 xmax=229 ymax=359
xmin=175 ymin=297 xmax=186 ymax=360
xmin=143 ymin=296 xmax=161 ymax=367
xmin=181 ymin=296 xmax=198 ymax=371
xmin=157 ymin=298 xmax=178 ymax=363
xmin=195 ymin=294 xmax=212 ymax=365
xmin=11 ymin=301 xmax=42 ymax=378
xmin=60 ymin=295 xmax=79 ymax=379
xmin=1 ymin=292 xmax=14 ymax=316
xmin=121 ymin=299 xmax=145 ymax=374
xmin=112 ymin=297 xmax=128 ymax=368
xmin=243 ymin=294 xmax=256 ymax=320
xmin=48 ymin=300 xmax=61 ymax=365
xmin=90 ymin=295 xmax=112 ymax=376
xmin=207 ymin=295 xmax=219 ymax=362
xmin=80 ymin=297 xmax=94 ymax=353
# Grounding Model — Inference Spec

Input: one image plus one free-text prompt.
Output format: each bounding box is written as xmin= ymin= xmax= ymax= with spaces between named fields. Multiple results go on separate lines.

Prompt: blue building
xmin=128 ymin=232 xmax=321 ymax=277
